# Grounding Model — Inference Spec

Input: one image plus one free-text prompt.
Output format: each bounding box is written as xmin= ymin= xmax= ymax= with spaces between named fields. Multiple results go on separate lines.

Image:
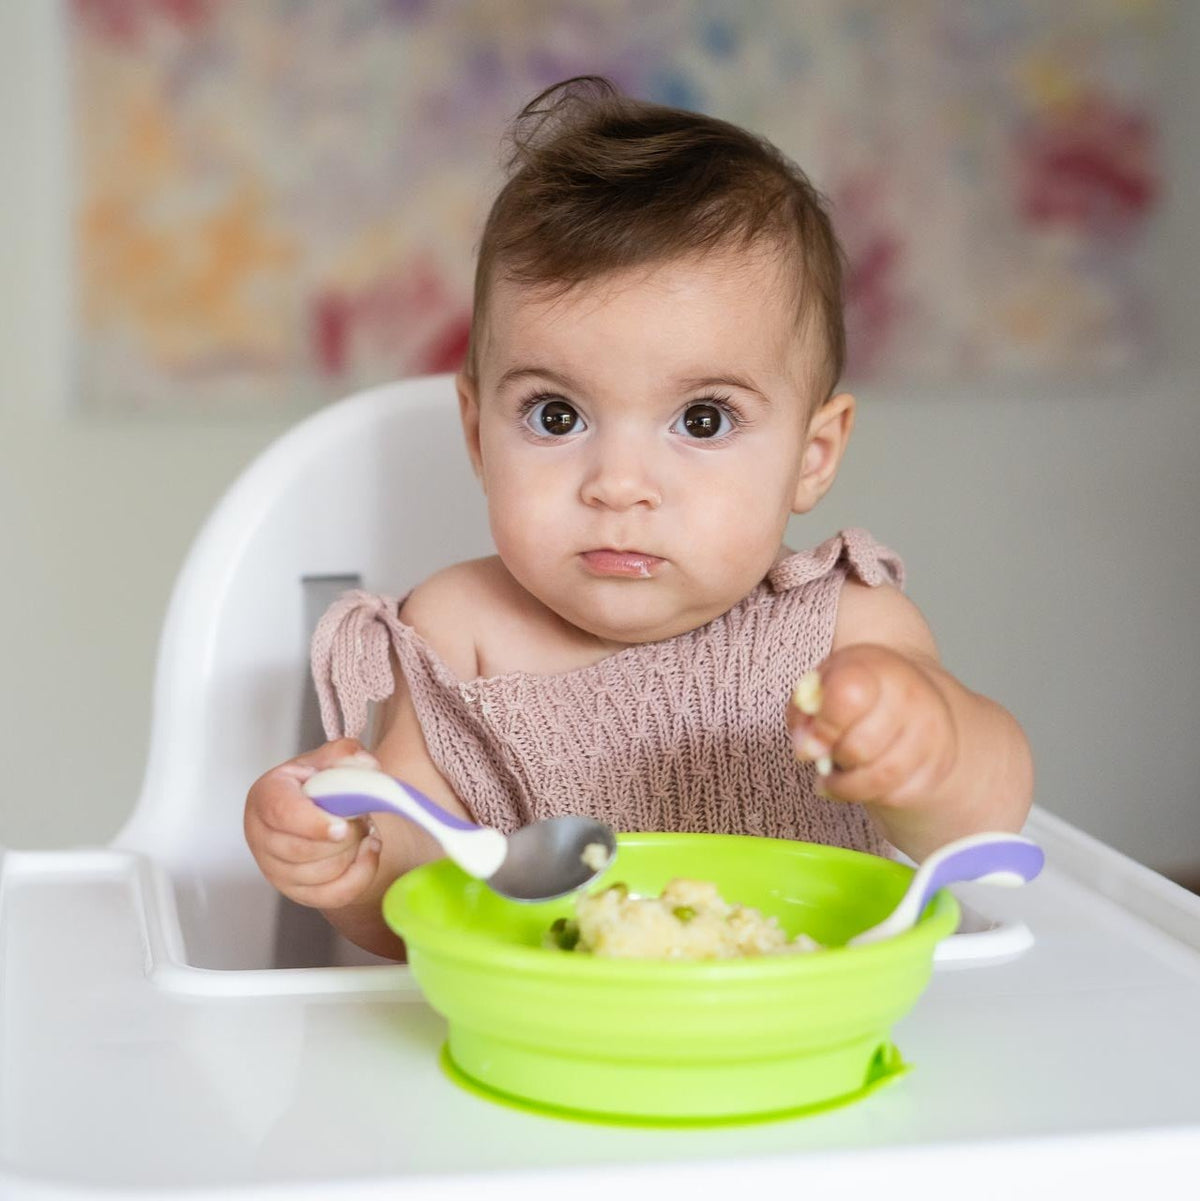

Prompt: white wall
xmin=2 ymin=3 xmax=1198 ymax=877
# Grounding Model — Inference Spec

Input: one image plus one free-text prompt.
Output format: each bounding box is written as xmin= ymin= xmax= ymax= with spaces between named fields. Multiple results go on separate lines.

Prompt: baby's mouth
xmin=579 ymin=549 xmax=665 ymax=579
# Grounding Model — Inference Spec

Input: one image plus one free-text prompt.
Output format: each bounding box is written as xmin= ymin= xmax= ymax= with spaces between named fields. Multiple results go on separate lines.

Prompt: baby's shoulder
xmin=401 ymin=556 xmax=587 ymax=680
xmin=832 ymin=576 xmax=937 ymax=659
xmin=399 ymin=557 xmax=507 ymax=680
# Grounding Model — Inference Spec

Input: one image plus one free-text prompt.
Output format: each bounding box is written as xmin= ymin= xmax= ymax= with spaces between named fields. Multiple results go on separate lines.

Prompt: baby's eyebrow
xmin=495 ymin=365 xmax=580 ymax=392
xmin=678 ymin=374 xmax=771 ymax=404
xmin=495 ymin=365 xmax=772 ymax=405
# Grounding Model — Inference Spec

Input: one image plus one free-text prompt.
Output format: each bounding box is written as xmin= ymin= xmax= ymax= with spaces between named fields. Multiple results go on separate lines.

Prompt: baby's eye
xmin=673 ymin=402 xmax=732 ymax=440
xmin=526 ymin=398 xmax=586 ymax=437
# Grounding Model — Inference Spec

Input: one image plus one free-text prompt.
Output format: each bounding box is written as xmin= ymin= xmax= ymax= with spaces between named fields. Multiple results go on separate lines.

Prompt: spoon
xmin=848 ymin=831 xmax=1045 ymax=947
xmin=302 ymin=766 xmax=616 ymax=902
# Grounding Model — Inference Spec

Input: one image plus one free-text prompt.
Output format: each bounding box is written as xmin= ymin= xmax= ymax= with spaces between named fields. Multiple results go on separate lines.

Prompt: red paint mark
xmin=73 ymin=0 xmax=216 ymax=46
xmin=833 ymin=172 xmax=904 ymax=380
xmin=309 ymin=256 xmax=471 ymax=380
xmin=844 ymin=235 xmax=901 ymax=372
xmin=312 ymin=292 xmax=350 ymax=377
xmin=417 ymin=313 xmax=472 ymax=375
xmin=1016 ymin=94 xmax=1158 ymax=237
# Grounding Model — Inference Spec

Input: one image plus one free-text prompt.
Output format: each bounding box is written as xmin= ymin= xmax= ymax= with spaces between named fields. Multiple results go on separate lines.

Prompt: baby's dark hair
xmin=466 ymin=75 xmax=847 ymax=401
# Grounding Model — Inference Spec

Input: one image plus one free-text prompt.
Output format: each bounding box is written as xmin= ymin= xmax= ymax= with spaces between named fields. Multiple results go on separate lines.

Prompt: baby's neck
xmin=451 ymin=550 xmax=787 ymax=682
xmin=473 ymin=561 xmax=640 ymax=679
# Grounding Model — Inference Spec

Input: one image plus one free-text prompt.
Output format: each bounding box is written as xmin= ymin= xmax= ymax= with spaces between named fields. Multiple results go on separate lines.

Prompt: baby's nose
xmin=579 ymin=439 xmax=662 ymax=510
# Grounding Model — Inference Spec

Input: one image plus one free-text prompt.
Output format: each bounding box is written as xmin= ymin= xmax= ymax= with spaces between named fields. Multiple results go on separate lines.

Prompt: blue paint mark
xmin=649 ymin=69 xmax=703 ymax=112
xmin=702 ymin=17 xmax=738 ymax=59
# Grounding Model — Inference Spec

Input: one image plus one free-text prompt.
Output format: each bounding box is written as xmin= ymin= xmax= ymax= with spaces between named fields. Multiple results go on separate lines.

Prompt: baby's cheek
xmin=488 ymin=478 xmax=553 ymax=546
xmin=691 ymin=510 xmax=787 ymax=597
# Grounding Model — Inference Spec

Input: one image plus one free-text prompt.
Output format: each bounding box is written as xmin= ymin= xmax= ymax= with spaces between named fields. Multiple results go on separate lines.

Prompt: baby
xmin=245 ymin=76 xmax=1033 ymax=960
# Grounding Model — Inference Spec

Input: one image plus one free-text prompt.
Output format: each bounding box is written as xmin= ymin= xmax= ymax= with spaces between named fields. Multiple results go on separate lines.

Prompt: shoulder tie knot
xmin=766 ymin=527 xmax=905 ymax=592
xmin=310 ymin=590 xmax=402 ymax=740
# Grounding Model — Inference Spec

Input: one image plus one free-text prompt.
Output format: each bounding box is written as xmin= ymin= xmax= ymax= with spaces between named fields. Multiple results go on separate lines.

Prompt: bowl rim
xmin=383 ymin=831 xmax=961 ymax=980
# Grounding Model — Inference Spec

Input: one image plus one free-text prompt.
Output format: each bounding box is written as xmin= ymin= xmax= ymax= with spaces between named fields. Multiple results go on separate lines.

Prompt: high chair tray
xmin=2 ymin=807 xmax=1199 ymax=1200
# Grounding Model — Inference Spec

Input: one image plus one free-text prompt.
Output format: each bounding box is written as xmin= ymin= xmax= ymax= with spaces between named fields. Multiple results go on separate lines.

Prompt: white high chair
xmin=117 ymin=373 xmax=493 ymax=973
xmin=3 ymin=374 xmax=1200 ymax=1198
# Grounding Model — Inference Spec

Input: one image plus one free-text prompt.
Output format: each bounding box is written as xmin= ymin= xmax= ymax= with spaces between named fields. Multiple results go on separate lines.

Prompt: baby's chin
xmin=553 ymin=587 xmax=729 ymax=648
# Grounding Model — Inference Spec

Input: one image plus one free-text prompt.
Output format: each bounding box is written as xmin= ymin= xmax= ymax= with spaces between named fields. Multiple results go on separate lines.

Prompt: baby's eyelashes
xmin=669 ymin=398 xmax=742 ymax=440
xmin=520 ymin=395 xmax=586 ymax=438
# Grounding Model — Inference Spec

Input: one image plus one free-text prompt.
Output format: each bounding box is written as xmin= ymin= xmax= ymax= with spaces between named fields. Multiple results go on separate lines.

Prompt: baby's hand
xmin=244 ymin=739 xmax=385 ymax=910
xmin=788 ymin=645 xmax=957 ymax=810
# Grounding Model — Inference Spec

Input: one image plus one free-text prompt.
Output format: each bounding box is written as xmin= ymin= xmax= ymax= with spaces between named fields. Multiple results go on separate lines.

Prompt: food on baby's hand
xmin=792 ymin=669 xmax=833 ymax=777
xmin=544 ymin=878 xmax=821 ymax=960
xmin=792 ymin=669 xmax=823 ymax=716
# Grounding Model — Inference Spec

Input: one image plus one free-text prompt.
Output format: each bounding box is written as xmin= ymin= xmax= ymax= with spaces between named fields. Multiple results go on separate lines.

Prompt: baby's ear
xmin=456 ymin=372 xmax=485 ymax=484
xmin=791 ymin=392 xmax=855 ymax=514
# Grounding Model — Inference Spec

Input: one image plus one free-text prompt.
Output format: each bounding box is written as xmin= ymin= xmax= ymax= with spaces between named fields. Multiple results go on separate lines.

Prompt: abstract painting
xmin=70 ymin=0 xmax=1162 ymax=414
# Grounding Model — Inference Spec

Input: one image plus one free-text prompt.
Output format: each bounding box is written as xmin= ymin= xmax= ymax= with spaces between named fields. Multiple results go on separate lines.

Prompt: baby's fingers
xmin=250 ymin=773 xmax=351 ymax=843
xmin=250 ymin=740 xmax=380 ymax=843
xmin=280 ymin=836 xmax=384 ymax=910
xmin=816 ymin=657 xmax=884 ymax=734
xmin=824 ymin=700 xmax=905 ymax=780
xmin=259 ymin=833 xmax=365 ymax=885
xmin=254 ymin=820 xmax=368 ymax=869
xmin=790 ymin=658 xmax=883 ymax=767
xmin=822 ymin=722 xmax=932 ymax=806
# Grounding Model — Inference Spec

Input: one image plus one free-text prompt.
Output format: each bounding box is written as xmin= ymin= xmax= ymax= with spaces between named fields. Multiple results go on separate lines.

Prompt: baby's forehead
xmin=492 ymin=244 xmax=793 ymax=313
xmin=479 ymin=249 xmax=824 ymax=394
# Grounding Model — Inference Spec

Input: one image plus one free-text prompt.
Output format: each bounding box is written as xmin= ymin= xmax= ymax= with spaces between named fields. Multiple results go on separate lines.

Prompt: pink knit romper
xmin=312 ymin=528 xmax=903 ymax=854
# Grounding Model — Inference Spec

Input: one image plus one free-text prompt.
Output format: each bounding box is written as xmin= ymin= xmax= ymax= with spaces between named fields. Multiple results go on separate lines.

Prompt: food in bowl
xmin=545 ymin=877 xmax=821 ymax=960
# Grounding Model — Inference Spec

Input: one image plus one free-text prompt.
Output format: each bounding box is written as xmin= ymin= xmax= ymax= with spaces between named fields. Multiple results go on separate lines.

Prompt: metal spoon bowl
xmin=303 ymin=766 xmax=615 ymax=903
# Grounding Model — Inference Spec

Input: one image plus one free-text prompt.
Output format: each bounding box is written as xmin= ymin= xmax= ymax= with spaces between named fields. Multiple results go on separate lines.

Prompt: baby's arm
xmin=788 ymin=580 xmax=1034 ymax=861
xmin=244 ymin=576 xmax=479 ymax=961
xmin=319 ymin=693 xmax=467 ymax=958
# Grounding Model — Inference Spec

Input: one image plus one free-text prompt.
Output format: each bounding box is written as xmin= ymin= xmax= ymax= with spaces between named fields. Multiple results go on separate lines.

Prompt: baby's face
xmin=461 ymin=247 xmax=823 ymax=646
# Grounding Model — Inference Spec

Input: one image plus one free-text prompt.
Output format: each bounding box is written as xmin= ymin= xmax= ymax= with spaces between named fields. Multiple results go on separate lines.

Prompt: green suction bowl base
xmin=441 ymin=1033 xmax=907 ymax=1126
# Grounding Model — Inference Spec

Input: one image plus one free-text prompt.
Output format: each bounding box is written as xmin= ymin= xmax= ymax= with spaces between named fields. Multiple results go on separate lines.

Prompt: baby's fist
xmin=244 ymin=739 xmax=385 ymax=910
xmin=788 ymin=645 xmax=957 ymax=809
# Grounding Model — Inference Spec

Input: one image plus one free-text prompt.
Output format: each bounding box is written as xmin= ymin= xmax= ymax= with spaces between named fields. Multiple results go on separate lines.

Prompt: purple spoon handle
xmin=915 ymin=836 xmax=1045 ymax=912
xmin=850 ymin=832 xmax=1044 ymax=946
xmin=309 ymin=776 xmax=478 ymax=830
xmin=302 ymin=767 xmax=507 ymax=878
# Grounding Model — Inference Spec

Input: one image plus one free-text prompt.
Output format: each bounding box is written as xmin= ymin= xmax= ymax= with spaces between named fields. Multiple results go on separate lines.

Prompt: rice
xmin=792 ymin=669 xmax=824 ymax=715
xmin=546 ymin=878 xmax=821 ymax=960
xmin=579 ymin=841 xmax=610 ymax=871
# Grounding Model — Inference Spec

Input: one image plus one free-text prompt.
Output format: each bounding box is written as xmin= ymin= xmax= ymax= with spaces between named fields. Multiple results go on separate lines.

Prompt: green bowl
xmin=383 ymin=832 xmax=958 ymax=1123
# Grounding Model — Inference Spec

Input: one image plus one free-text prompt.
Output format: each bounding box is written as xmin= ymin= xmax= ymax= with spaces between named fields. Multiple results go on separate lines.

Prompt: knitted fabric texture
xmin=311 ymin=528 xmax=903 ymax=853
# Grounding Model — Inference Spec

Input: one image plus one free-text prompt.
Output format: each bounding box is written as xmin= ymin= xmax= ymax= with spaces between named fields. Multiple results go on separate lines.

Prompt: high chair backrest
xmin=115 ymin=374 xmax=492 ymax=969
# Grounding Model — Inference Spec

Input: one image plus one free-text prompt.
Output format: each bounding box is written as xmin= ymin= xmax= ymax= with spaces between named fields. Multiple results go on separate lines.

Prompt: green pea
xmin=673 ymin=905 xmax=697 ymax=924
xmin=547 ymin=916 xmax=580 ymax=951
